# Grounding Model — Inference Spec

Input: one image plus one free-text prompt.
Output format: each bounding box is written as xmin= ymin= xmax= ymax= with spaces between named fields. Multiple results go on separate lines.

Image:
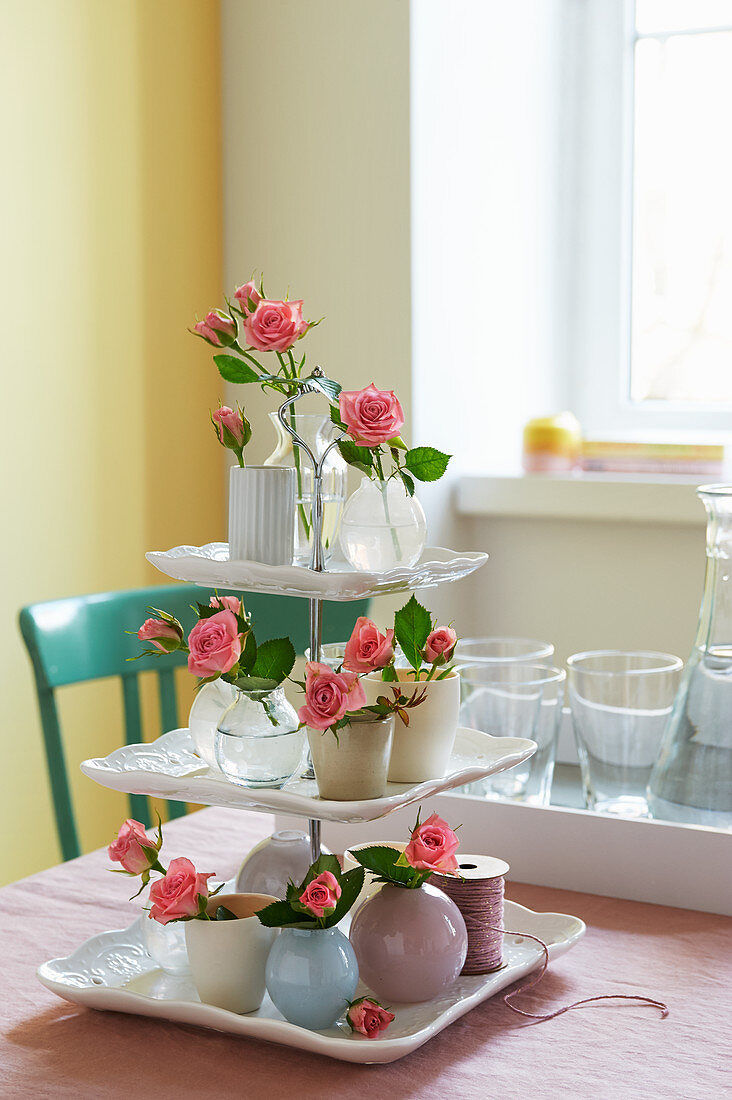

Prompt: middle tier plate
xmin=81 ymin=727 xmax=536 ymax=824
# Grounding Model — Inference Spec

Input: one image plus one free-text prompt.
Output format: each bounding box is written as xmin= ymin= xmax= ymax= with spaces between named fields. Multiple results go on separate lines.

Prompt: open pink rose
xmin=339 ymin=383 xmax=405 ymax=448
xmin=137 ymin=618 xmax=182 ymax=653
xmin=148 ymin=857 xmax=214 ymax=925
xmin=299 ymin=871 xmax=341 ymax=918
xmin=108 ymin=819 xmax=157 ymax=875
xmin=424 ymin=626 xmax=457 ymax=664
xmin=233 ymin=280 xmax=262 ymax=315
xmin=242 ymin=298 xmax=309 ymax=352
xmin=194 ymin=309 xmax=236 ymax=347
xmin=344 ymin=617 xmax=394 ymax=674
xmin=347 ymin=997 xmax=395 ymax=1038
xmin=187 ymin=610 xmax=242 ymax=677
xmin=212 ymin=405 xmax=246 ymax=447
xmin=297 ymin=661 xmax=367 ymax=731
xmin=404 ymin=813 xmax=459 ymax=874
xmin=209 ymin=594 xmax=241 ymax=615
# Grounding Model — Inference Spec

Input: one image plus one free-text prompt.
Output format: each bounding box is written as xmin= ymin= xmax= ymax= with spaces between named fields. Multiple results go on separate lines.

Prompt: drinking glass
xmin=458 ymin=662 xmax=565 ymax=805
xmin=455 ymin=637 xmax=555 ymax=664
xmin=304 ymin=643 xmax=347 ymax=670
xmin=567 ymin=651 xmax=683 ymax=817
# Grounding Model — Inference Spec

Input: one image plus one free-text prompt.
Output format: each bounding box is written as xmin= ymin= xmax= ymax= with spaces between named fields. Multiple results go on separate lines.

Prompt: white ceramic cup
xmin=362 ymin=670 xmax=461 ymax=782
xmin=184 ymin=892 xmax=278 ymax=1014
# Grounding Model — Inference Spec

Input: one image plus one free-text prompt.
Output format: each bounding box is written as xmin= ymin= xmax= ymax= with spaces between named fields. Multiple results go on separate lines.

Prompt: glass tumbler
xmin=458 ymin=662 xmax=565 ymax=806
xmin=455 ymin=637 xmax=555 ymax=664
xmin=567 ymin=651 xmax=683 ymax=817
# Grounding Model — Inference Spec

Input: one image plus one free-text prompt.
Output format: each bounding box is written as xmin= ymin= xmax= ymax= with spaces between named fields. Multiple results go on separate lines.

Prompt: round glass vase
xmin=142 ymin=915 xmax=190 ymax=975
xmin=188 ymin=679 xmax=239 ymax=768
xmin=648 ymin=485 xmax=732 ymax=828
xmin=265 ymin=926 xmax=359 ymax=1029
xmin=339 ymin=476 xmax=427 ymax=572
xmin=349 ymin=882 xmax=467 ymax=1003
xmin=264 ymin=411 xmax=347 ymax=566
xmin=215 ymin=686 xmax=305 ymax=789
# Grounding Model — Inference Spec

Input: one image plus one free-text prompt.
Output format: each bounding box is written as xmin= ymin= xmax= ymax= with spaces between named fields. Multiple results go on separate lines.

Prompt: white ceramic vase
xmin=306 ymin=714 xmax=395 ymax=800
xmin=228 ymin=465 xmax=296 ymax=565
xmin=363 ymin=670 xmax=461 ymax=782
xmin=184 ymin=892 xmax=279 ymax=1014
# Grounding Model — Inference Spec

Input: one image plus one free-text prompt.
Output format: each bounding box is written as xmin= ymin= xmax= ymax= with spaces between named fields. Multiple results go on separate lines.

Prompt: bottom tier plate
xmin=37 ymin=900 xmax=585 ymax=1065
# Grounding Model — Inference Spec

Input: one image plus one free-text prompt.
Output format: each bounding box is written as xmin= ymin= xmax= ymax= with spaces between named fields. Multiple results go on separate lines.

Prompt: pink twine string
xmin=432 ymin=871 xmax=669 ymax=1023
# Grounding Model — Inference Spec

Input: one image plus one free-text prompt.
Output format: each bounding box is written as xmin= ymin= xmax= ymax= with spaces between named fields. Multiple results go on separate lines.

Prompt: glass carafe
xmin=648 ymin=485 xmax=732 ymax=828
xmin=264 ymin=411 xmax=347 ymax=566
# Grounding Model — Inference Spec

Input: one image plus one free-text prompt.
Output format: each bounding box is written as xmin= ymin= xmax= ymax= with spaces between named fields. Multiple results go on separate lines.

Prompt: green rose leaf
xmin=330 ymin=405 xmax=347 ymax=430
xmin=404 ymin=446 xmax=452 ymax=482
xmin=394 ymin=594 xmax=432 ymax=671
xmin=255 ymin=899 xmax=305 ymax=928
xmin=238 ymin=627 xmax=257 ymax=674
xmin=324 ymin=866 xmax=365 ymax=928
xmin=338 ymin=440 xmax=375 ymax=476
xmin=231 ymin=674 xmax=280 ymax=693
xmin=251 ymin=637 xmax=296 ymax=685
xmin=215 ymin=906 xmax=238 ymax=921
xmin=351 ymin=845 xmax=415 ymax=888
xmin=213 ymin=354 xmax=260 ymax=385
xmin=304 ymin=373 xmax=342 ymax=401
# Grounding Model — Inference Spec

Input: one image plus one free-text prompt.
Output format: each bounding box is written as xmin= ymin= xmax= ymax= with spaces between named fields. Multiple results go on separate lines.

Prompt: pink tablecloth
xmin=0 ymin=807 xmax=729 ymax=1099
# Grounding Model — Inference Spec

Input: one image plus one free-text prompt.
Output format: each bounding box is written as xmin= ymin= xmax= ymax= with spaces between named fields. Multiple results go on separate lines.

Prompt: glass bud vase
xmin=215 ymin=686 xmax=305 ymax=789
xmin=264 ymin=412 xmax=347 ymax=566
xmin=648 ymin=486 xmax=732 ymax=829
xmin=340 ymin=476 xmax=427 ymax=572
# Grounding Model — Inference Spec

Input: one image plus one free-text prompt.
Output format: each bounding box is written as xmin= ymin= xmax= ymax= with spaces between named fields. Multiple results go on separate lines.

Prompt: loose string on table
xmin=432 ymin=866 xmax=669 ymax=1023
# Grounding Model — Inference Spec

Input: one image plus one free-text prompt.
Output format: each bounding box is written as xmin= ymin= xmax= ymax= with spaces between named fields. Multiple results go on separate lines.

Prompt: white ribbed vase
xmin=228 ymin=465 xmax=296 ymax=565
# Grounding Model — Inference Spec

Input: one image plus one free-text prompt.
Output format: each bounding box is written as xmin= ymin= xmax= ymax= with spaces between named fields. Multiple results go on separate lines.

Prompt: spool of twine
xmin=432 ymin=855 xmax=669 ymax=1022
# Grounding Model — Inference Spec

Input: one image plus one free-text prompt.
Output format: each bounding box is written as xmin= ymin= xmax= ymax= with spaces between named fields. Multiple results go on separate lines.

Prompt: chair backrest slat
xmin=121 ymin=674 xmax=152 ymax=827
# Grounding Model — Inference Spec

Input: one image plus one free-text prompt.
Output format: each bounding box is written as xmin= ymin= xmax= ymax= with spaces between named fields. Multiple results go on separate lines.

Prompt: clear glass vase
xmin=648 ymin=485 xmax=732 ymax=828
xmin=264 ymin=412 xmax=347 ymax=566
xmin=215 ymin=685 xmax=305 ymax=789
xmin=339 ymin=476 xmax=427 ymax=571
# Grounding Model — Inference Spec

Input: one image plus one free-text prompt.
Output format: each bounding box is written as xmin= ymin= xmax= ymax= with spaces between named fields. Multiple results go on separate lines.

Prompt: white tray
xmin=37 ymin=901 xmax=585 ymax=1064
xmin=145 ymin=543 xmax=488 ymax=600
xmin=80 ymin=727 xmax=536 ymax=824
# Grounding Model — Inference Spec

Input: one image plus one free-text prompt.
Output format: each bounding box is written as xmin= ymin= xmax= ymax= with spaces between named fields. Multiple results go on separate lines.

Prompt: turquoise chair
xmin=19 ymin=584 xmax=367 ymax=862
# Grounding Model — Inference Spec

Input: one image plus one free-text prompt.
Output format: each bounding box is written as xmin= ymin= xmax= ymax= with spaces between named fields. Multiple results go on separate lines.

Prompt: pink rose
xmin=424 ymin=626 xmax=457 ymax=664
xmin=404 ymin=812 xmax=459 ymax=874
xmin=193 ymin=309 xmax=236 ymax=347
xmin=148 ymin=857 xmax=214 ymax=925
xmin=187 ymin=610 xmax=242 ymax=677
xmin=212 ymin=405 xmax=246 ymax=447
xmin=108 ymin=819 xmax=157 ymax=875
xmin=347 ymin=997 xmax=395 ymax=1038
xmin=209 ymin=594 xmax=241 ymax=615
xmin=137 ymin=617 xmax=182 ymax=653
xmin=338 ymin=383 xmax=405 ymax=448
xmin=234 ymin=281 xmax=262 ymax=315
xmin=242 ymin=298 xmax=309 ymax=353
xmin=297 ymin=661 xmax=367 ymax=731
xmin=344 ymin=617 xmax=394 ymax=674
xmin=299 ymin=870 xmax=341 ymax=919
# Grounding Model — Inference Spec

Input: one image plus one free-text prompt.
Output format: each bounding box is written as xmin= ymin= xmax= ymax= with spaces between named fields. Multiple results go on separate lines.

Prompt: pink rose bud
xmin=424 ymin=626 xmax=457 ymax=664
xmin=297 ymin=661 xmax=367 ymax=731
xmin=187 ymin=610 xmax=242 ymax=677
xmin=193 ymin=309 xmax=237 ymax=347
xmin=148 ymin=857 xmax=215 ymax=925
xmin=242 ymin=298 xmax=309 ymax=353
xmin=404 ymin=812 xmax=460 ymax=874
xmin=299 ymin=870 xmax=342 ymax=919
xmin=209 ymin=594 xmax=241 ymax=615
xmin=347 ymin=997 xmax=396 ymax=1038
xmin=234 ymin=281 xmax=262 ymax=315
xmin=343 ymin=617 xmax=395 ymax=674
xmin=338 ymin=383 xmax=405 ymax=448
xmin=211 ymin=404 xmax=251 ymax=458
xmin=137 ymin=617 xmax=183 ymax=654
xmin=108 ymin=819 xmax=160 ymax=875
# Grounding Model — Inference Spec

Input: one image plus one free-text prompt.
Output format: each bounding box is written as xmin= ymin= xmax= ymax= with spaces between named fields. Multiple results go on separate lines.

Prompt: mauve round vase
xmin=349 ymin=883 xmax=468 ymax=1003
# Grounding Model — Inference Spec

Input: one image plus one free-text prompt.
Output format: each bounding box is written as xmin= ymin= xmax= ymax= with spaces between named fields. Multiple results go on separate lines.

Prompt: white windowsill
xmin=455 ymin=473 xmax=717 ymax=525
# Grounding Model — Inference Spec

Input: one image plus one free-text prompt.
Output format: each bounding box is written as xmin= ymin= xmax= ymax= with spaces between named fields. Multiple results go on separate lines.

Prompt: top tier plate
xmin=146 ymin=544 xmax=488 ymax=601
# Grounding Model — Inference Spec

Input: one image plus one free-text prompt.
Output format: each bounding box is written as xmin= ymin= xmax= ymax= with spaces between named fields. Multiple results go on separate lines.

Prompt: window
xmin=576 ymin=0 xmax=732 ymax=437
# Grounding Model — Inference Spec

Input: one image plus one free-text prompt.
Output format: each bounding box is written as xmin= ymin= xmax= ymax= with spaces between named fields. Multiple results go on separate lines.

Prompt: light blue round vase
xmin=265 ymin=927 xmax=359 ymax=1030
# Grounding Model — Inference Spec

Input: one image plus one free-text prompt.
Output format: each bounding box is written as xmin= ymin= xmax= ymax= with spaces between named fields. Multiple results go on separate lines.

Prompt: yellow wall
xmin=0 ymin=0 xmax=224 ymax=884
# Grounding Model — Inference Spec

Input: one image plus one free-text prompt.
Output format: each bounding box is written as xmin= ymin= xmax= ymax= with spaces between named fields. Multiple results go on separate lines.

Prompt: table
xmin=1 ymin=807 xmax=729 ymax=1099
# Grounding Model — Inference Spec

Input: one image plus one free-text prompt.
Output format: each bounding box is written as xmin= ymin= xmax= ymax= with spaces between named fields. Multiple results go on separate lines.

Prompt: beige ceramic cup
xmin=307 ymin=714 xmax=394 ymax=800
xmin=184 ymin=892 xmax=278 ymax=1014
